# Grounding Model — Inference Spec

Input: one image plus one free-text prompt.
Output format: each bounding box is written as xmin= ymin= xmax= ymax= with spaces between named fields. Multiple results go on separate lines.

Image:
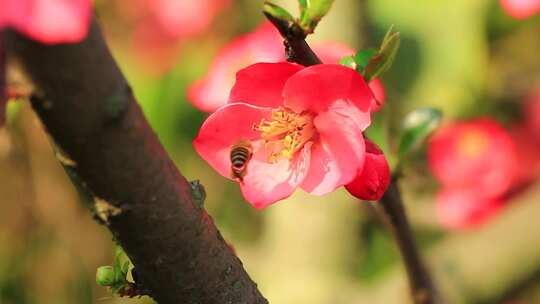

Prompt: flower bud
xmin=96 ymin=266 xmax=116 ymax=287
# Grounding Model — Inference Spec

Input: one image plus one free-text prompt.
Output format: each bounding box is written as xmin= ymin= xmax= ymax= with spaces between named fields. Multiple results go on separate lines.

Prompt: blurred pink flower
xmin=146 ymin=0 xmax=231 ymax=38
xmin=428 ymin=118 xmax=518 ymax=229
xmin=189 ymin=22 xmax=384 ymax=113
xmin=188 ymin=22 xmax=284 ymax=112
xmin=121 ymin=0 xmax=230 ymax=37
xmin=500 ymin=0 xmax=540 ymax=19
xmin=117 ymin=0 xmax=231 ymax=74
xmin=428 ymin=118 xmax=517 ymax=198
xmin=0 ymin=0 xmax=91 ymax=43
xmin=0 ymin=0 xmax=92 ymax=127
xmin=436 ymin=187 xmax=503 ymax=229
xmin=345 ymin=139 xmax=390 ymax=201
xmin=194 ymin=62 xmax=384 ymax=209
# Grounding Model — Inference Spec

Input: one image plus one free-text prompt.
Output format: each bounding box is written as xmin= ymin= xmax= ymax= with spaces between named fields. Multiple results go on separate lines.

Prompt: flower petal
xmin=500 ymin=0 xmax=540 ymax=19
xmin=300 ymin=101 xmax=366 ymax=195
xmin=188 ymin=22 xmax=284 ymax=112
xmin=228 ymin=62 xmax=303 ymax=108
xmin=368 ymin=79 xmax=385 ymax=112
xmin=428 ymin=118 xmax=517 ymax=198
xmin=240 ymin=142 xmax=311 ymax=209
xmin=345 ymin=140 xmax=390 ymax=201
xmin=193 ymin=103 xmax=271 ymax=178
xmin=283 ymin=64 xmax=374 ymax=115
xmin=436 ymin=187 xmax=503 ymax=230
xmin=148 ymin=0 xmax=231 ymax=38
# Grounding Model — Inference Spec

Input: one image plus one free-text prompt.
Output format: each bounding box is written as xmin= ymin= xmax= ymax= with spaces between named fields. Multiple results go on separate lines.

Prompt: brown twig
xmin=264 ymin=12 xmax=443 ymax=304
xmin=4 ymin=19 xmax=267 ymax=304
xmin=263 ymin=11 xmax=322 ymax=66
xmin=378 ymin=179 xmax=444 ymax=304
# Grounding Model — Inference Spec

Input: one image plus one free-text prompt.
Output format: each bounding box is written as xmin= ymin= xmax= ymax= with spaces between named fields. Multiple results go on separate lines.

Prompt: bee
xmin=230 ymin=140 xmax=253 ymax=182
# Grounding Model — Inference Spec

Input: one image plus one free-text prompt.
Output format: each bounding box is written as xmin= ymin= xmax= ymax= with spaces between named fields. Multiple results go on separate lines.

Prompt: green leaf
xmin=112 ymin=248 xmax=129 ymax=283
xmin=354 ymin=49 xmax=377 ymax=72
xmin=263 ymin=2 xmax=295 ymax=24
xmin=121 ymin=261 xmax=130 ymax=277
xmin=298 ymin=0 xmax=308 ymax=11
xmin=364 ymin=26 xmax=400 ymax=82
xmin=338 ymin=55 xmax=357 ymax=69
xmin=299 ymin=0 xmax=335 ymax=34
xmin=397 ymin=107 xmax=442 ymax=158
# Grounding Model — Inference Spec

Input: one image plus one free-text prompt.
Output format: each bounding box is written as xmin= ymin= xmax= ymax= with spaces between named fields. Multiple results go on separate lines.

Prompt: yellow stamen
xmin=253 ymin=107 xmax=316 ymax=163
xmin=458 ymin=130 xmax=489 ymax=158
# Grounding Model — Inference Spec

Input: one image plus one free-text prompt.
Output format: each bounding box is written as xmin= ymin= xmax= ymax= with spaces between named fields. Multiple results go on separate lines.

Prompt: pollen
xmin=458 ymin=130 xmax=489 ymax=158
xmin=254 ymin=107 xmax=316 ymax=163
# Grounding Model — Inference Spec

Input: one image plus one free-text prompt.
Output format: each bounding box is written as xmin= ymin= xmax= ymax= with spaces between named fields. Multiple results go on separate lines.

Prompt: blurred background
xmin=2 ymin=0 xmax=540 ymax=303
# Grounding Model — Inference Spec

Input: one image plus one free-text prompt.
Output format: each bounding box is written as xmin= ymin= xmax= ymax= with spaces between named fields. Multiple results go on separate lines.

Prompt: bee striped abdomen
xmin=231 ymin=147 xmax=249 ymax=167
xmin=230 ymin=140 xmax=253 ymax=182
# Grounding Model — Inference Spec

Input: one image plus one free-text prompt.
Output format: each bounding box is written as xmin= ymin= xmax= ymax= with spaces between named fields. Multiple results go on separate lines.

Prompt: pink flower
xmin=428 ymin=118 xmax=517 ymax=198
xmin=118 ymin=0 xmax=230 ymax=38
xmin=500 ymin=0 xmax=540 ymax=19
xmin=0 ymin=0 xmax=91 ymax=44
xmin=368 ymin=78 xmax=385 ymax=112
xmin=188 ymin=22 xmax=284 ymax=112
xmin=116 ymin=0 xmax=231 ymax=74
xmin=145 ymin=0 xmax=231 ymax=38
xmin=188 ymin=22 xmax=376 ymax=113
xmin=436 ymin=187 xmax=503 ymax=229
xmin=194 ymin=62 xmax=386 ymax=209
xmin=345 ymin=139 xmax=390 ymax=201
xmin=310 ymin=41 xmax=386 ymax=112
xmin=428 ymin=118 xmax=518 ymax=229
xmin=130 ymin=19 xmax=184 ymax=75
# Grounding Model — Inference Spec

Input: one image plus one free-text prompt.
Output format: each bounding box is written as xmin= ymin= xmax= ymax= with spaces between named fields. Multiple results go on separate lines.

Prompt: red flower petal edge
xmin=345 ymin=139 xmax=390 ymax=201
xmin=436 ymin=187 xmax=503 ymax=230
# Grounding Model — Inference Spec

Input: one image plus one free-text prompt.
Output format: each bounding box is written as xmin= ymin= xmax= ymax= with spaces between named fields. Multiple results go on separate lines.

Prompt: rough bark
xmin=5 ymin=19 xmax=267 ymax=304
xmin=263 ymin=12 xmax=322 ymax=66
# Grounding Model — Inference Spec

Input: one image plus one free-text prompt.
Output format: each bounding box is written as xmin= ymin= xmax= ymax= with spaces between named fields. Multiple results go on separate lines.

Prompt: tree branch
xmin=263 ymin=12 xmax=322 ymax=66
xmin=378 ymin=180 xmax=444 ymax=304
xmin=4 ymin=19 xmax=267 ymax=304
